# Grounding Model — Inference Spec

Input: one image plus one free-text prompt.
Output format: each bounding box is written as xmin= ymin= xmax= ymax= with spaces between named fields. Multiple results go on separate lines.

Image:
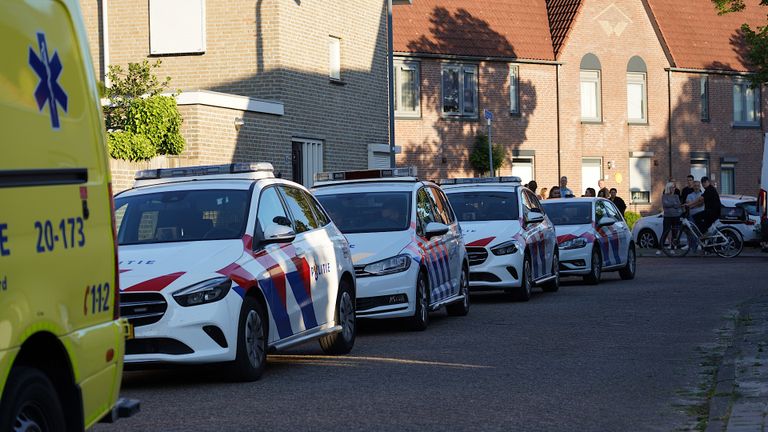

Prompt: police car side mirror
xmin=598 ymin=216 xmax=617 ymax=227
xmin=262 ymin=223 xmax=296 ymax=245
xmin=424 ymin=222 xmax=449 ymax=239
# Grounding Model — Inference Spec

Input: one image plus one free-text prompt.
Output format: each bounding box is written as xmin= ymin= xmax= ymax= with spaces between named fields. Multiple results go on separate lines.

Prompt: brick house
xmin=79 ymin=0 xmax=391 ymax=190
xmin=393 ymin=0 xmax=767 ymax=213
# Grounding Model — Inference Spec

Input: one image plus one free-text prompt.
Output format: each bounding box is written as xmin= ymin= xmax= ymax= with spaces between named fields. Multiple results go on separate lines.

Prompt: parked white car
xmin=541 ymin=198 xmax=636 ymax=284
xmin=115 ymin=163 xmax=357 ymax=381
xmin=441 ymin=177 xmax=559 ymax=301
xmin=632 ymin=195 xmax=760 ymax=248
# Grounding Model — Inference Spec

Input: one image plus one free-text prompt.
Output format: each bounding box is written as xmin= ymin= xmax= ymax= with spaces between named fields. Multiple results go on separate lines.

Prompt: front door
xmin=416 ymin=187 xmax=452 ymax=303
xmin=582 ymin=158 xmax=602 ymax=196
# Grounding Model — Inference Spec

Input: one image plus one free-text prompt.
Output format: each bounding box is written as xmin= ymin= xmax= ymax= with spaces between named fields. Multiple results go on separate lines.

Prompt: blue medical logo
xmin=28 ymin=32 xmax=68 ymax=129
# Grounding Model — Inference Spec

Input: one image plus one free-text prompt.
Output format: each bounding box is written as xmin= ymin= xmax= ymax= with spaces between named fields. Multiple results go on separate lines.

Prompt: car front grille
xmin=120 ymin=292 xmax=168 ymax=327
xmin=470 ymin=272 xmax=501 ymax=282
xmin=467 ymin=247 xmax=489 ymax=266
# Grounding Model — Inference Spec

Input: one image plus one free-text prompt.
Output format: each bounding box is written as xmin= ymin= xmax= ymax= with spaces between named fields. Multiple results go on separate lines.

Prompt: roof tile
xmin=545 ymin=0 xmax=582 ymax=57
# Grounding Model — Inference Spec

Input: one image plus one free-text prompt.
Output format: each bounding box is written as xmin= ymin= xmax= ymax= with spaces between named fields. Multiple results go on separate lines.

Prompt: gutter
xmin=394 ymin=51 xmax=563 ymax=66
xmin=101 ymin=0 xmax=110 ymax=86
xmin=666 ymin=67 xmax=754 ymax=77
xmin=556 ymin=63 xmax=562 ymax=179
xmin=387 ymin=0 xmax=396 ymax=168
xmin=667 ymin=69 xmax=672 ymax=179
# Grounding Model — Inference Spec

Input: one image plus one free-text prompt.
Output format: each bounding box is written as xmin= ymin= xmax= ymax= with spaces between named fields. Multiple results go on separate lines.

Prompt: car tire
xmin=510 ymin=254 xmax=533 ymax=302
xmin=619 ymin=244 xmax=636 ymax=280
xmin=230 ymin=297 xmax=268 ymax=382
xmin=541 ymin=253 xmax=560 ymax=293
xmin=637 ymin=229 xmax=658 ymax=249
xmin=446 ymin=264 xmax=470 ymax=316
xmin=0 ymin=367 xmax=66 ymax=432
xmin=320 ymin=279 xmax=356 ymax=354
xmin=407 ymin=271 xmax=430 ymax=331
xmin=583 ymin=247 xmax=602 ymax=285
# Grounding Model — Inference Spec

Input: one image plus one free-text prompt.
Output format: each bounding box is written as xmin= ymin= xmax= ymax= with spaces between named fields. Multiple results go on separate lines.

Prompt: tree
xmin=713 ymin=0 xmax=768 ymax=85
xmin=469 ymin=133 xmax=505 ymax=176
xmin=102 ymin=60 xmax=185 ymax=161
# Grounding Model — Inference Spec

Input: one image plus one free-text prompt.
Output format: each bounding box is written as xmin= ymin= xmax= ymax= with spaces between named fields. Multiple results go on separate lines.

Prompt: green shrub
xmin=624 ymin=210 xmax=641 ymax=231
xmin=107 ymin=131 xmax=156 ymax=161
xmin=124 ymin=96 xmax=185 ymax=155
xmin=469 ymin=133 xmax=505 ymax=175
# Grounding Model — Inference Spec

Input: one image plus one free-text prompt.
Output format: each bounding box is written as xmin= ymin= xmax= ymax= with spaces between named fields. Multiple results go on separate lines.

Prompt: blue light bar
xmin=314 ymin=167 xmax=417 ymax=182
xmin=437 ymin=176 xmax=521 ymax=185
xmin=135 ymin=163 xmax=274 ymax=180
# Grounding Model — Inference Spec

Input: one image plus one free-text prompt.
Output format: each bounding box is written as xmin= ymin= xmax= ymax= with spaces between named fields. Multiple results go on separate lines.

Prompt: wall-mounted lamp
xmin=234 ymin=117 xmax=245 ymax=131
xmin=607 ymin=160 xmax=615 ymax=170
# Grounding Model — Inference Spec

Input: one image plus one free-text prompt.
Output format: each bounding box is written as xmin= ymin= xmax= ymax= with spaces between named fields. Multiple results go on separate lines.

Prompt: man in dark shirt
xmin=680 ymin=174 xmax=695 ymax=204
xmin=685 ymin=176 xmax=721 ymax=236
xmin=609 ymin=188 xmax=627 ymax=216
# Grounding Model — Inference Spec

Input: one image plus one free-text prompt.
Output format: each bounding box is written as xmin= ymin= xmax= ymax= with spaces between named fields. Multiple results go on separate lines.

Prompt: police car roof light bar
xmin=135 ymin=163 xmax=274 ymax=180
xmin=314 ymin=167 xmax=417 ymax=182
xmin=437 ymin=176 xmax=521 ymax=185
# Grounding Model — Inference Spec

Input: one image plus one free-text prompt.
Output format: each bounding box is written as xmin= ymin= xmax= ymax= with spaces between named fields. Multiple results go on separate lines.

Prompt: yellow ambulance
xmin=0 ymin=0 xmax=137 ymax=430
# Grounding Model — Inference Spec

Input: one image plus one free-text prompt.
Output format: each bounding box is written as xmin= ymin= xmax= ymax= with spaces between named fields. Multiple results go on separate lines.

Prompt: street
xmin=96 ymin=256 xmax=767 ymax=432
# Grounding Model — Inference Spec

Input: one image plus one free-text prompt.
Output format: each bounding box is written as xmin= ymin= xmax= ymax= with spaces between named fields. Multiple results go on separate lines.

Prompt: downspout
xmin=667 ymin=68 xmax=672 ymax=179
xmin=556 ymin=63 xmax=562 ymax=179
xmin=387 ymin=0 xmax=396 ymax=168
xmin=101 ymin=0 xmax=110 ymax=86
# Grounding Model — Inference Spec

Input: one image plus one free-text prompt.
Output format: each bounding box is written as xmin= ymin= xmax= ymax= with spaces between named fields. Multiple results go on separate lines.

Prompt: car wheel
xmin=0 ymin=367 xmax=66 ymax=432
xmin=230 ymin=297 xmax=267 ymax=382
xmin=511 ymin=254 xmax=533 ymax=302
xmin=407 ymin=271 xmax=430 ymax=331
xmin=637 ymin=229 xmax=657 ymax=249
xmin=320 ymin=279 xmax=356 ymax=354
xmin=446 ymin=264 xmax=470 ymax=316
xmin=583 ymin=247 xmax=602 ymax=285
xmin=619 ymin=244 xmax=636 ymax=280
xmin=541 ymin=253 xmax=560 ymax=293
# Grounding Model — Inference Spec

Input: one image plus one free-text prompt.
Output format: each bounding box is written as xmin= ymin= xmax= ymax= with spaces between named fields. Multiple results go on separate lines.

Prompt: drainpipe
xmin=387 ymin=0 xmax=396 ymax=168
xmin=667 ymin=68 xmax=673 ymax=179
xmin=556 ymin=63 xmax=562 ymax=179
xmin=101 ymin=0 xmax=110 ymax=86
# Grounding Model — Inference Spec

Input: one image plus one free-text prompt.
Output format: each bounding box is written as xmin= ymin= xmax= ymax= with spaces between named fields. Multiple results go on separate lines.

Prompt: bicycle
xmin=660 ymin=217 xmax=744 ymax=258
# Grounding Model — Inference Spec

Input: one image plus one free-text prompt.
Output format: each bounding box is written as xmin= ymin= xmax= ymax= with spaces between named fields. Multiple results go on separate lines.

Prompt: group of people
xmin=661 ymin=174 xmax=722 ymax=252
xmin=526 ymin=176 xmax=627 ymax=216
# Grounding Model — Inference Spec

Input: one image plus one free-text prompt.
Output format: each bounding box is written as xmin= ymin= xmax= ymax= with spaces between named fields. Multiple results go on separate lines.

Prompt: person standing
xmin=538 ymin=187 xmax=548 ymax=200
xmin=684 ymin=181 xmax=703 ymax=252
xmin=660 ymin=181 xmax=683 ymax=253
xmin=527 ymin=180 xmax=538 ymax=193
xmin=680 ymin=174 xmax=695 ymax=204
xmin=548 ymin=186 xmax=561 ymax=199
xmin=597 ymin=179 xmax=609 ymax=198
xmin=583 ymin=188 xmax=596 ymax=197
xmin=685 ymin=176 xmax=722 ymax=237
xmin=609 ymin=188 xmax=626 ymax=216
xmin=560 ymin=176 xmax=574 ymax=198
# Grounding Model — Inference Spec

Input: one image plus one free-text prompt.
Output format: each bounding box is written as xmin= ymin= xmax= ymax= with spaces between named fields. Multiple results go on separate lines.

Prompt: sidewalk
xmin=637 ymin=247 xmax=768 ymax=258
xmin=706 ymin=296 xmax=768 ymax=432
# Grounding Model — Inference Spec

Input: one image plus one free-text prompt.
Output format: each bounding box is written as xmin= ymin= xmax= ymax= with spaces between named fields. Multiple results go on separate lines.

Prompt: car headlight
xmin=173 ymin=277 xmax=232 ymax=307
xmin=362 ymin=254 xmax=411 ymax=276
xmin=559 ymin=237 xmax=587 ymax=250
xmin=490 ymin=240 xmax=519 ymax=256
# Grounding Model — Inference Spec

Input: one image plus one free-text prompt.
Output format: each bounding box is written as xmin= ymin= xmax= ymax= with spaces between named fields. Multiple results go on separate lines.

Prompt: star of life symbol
xmin=28 ymin=32 xmax=68 ymax=129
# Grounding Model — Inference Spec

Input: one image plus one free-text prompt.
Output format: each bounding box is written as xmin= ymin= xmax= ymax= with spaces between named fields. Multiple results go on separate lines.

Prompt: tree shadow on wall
xmin=398 ymin=6 xmax=537 ymax=180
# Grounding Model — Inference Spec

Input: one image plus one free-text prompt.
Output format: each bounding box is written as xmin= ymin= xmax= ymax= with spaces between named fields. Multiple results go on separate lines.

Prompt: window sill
xmin=395 ymin=113 xmax=422 ymax=120
xmin=581 ymin=120 xmax=603 ymax=125
xmin=731 ymin=123 xmax=761 ymax=129
xmin=441 ymin=115 xmax=478 ymax=121
xmin=509 ymin=111 xmax=521 ymax=117
xmin=329 ymin=78 xmax=346 ymax=86
xmin=700 ymin=118 xmax=710 ymax=123
xmin=628 ymin=121 xmax=648 ymax=126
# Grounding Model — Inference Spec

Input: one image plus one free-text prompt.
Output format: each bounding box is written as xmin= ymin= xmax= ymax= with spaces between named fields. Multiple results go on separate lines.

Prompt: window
xmin=256 ymin=187 xmax=291 ymax=241
xmin=316 ymin=192 xmax=411 ymax=234
xmin=721 ymin=163 xmax=736 ymax=194
xmin=580 ymin=54 xmax=602 ymax=122
xmin=626 ymin=56 xmax=647 ymax=124
xmin=303 ymin=190 xmax=330 ymax=227
xmin=394 ymin=60 xmax=420 ymax=117
xmin=511 ymin=158 xmax=534 ymax=186
xmin=442 ymin=64 xmax=477 ymax=117
xmin=582 ymin=158 xmax=602 ymax=195
xmin=427 ymin=187 xmax=452 ymax=225
xmin=279 ymin=186 xmax=319 ymax=233
xmin=149 ymin=0 xmax=206 ymax=55
xmin=416 ymin=187 xmax=437 ymax=233
xmin=329 ymin=36 xmax=341 ymax=80
xmin=691 ymin=159 xmax=709 ymax=181
xmin=629 ymin=157 xmax=651 ymax=204
xmin=701 ymin=75 xmax=710 ymax=121
xmin=447 ymin=191 xmax=519 ymax=222
xmin=733 ymin=79 xmax=760 ymax=126
xmin=509 ymin=65 xmax=520 ymax=114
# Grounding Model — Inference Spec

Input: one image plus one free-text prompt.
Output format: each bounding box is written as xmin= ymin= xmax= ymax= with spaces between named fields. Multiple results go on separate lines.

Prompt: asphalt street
xmin=95 ymin=256 xmax=767 ymax=432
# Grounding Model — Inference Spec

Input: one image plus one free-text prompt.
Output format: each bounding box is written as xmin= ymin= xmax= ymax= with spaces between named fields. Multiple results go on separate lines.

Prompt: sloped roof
xmin=392 ymin=0 xmax=556 ymax=61
xmin=645 ymin=0 xmax=766 ymax=71
xmin=545 ymin=0 xmax=582 ymax=58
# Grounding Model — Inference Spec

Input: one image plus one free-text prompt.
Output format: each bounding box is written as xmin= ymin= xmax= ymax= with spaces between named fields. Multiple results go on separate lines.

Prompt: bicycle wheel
xmin=661 ymin=226 xmax=693 ymax=257
xmin=713 ymin=227 xmax=743 ymax=258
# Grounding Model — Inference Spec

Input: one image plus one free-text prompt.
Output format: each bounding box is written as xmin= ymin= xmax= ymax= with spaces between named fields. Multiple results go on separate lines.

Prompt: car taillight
xmin=760 ymin=190 xmax=768 ymax=221
xmin=108 ymin=182 xmax=120 ymax=320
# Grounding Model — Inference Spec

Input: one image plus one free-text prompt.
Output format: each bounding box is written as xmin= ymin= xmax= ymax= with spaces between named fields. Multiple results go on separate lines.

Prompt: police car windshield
xmin=317 ymin=192 xmax=411 ymax=234
xmin=541 ymin=202 xmax=592 ymax=226
xmin=446 ymin=191 xmax=519 ymax=221
xmin=114 ymin=189 xmax=250 ymax=245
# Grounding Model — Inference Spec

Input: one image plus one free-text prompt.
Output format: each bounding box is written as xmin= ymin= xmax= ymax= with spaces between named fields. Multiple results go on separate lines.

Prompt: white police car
xmin=114 ymin=163 xmax=356 ymax=381
xmin=313 ymin=168 xmax=470 ymax=331
xmin=541 ymin=198 xmax=635 ymax=284
xmin=440 ymin=177 xmax=559 ymax=301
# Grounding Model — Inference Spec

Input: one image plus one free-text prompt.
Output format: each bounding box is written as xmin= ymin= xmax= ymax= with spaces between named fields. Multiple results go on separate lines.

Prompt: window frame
xmin=629 ymin=156 xmax=651 ymax=204
xmin=720 ymin=164 xmax=736 ymax=195
xmin=441 ymin=63 xmax=478 ymax=118
xmin=394 ymin=60 xmax=421 ymax=118
xmin=509 ymin=64 xmax=520 ymax=115
xmin=255 ymin=185 xmax=292 ymax=247
xmin=277 ymin=185 xmax=320 ymax=234
xmin=700 ymin=75 xmax=710 ymax=122
xmin=626 ymin=72 xmax=647 ymax=124
xmin=732 ymin=78 xmax=761 ymax=127
xmin=416 ymin=187 xmax=438 ymax=236
xmin=580 ymin=69 xmax=602 ymax=123
xmin=329 ymin=36 xmax=341 ymax=81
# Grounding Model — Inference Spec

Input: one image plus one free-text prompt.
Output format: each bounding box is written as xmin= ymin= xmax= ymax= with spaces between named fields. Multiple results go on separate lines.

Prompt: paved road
xmin=95 ymin=257 xmax=767 ymax=432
